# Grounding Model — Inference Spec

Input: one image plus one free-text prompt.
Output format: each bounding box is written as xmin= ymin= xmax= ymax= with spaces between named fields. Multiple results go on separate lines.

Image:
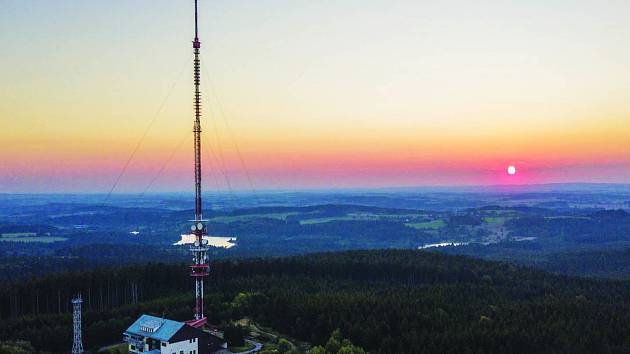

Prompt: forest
xmin=3 ymin=249 xmax=630 ymax=353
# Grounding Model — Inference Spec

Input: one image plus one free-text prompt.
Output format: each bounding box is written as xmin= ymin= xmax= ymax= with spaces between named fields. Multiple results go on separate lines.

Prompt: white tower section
xmin=72 ymin=294 xmax=84 ymax=354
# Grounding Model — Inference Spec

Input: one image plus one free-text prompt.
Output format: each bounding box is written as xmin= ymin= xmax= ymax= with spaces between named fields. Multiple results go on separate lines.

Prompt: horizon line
xmin=3 ymin=181 xmax=630 ymax=196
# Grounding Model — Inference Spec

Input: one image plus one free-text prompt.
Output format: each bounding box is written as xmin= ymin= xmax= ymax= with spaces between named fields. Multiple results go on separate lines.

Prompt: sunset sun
xmin=507 ymin=165 xmax=517 ymax=175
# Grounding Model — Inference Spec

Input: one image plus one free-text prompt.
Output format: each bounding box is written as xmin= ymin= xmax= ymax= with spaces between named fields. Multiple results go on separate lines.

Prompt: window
xmin=162 ymin=342 xmax=167 ymax=347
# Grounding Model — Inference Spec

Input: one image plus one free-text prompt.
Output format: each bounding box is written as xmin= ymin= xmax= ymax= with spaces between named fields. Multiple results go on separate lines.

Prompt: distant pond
xmin=173 ymin=234 xmax=237 ymax=248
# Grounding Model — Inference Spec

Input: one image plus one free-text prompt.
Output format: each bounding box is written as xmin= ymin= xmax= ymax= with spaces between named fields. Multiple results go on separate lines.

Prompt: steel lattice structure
xmin=188 ymin=0 xmax=210 ymax=326
xmin=71 ymin=294 xmax=84 ymax=354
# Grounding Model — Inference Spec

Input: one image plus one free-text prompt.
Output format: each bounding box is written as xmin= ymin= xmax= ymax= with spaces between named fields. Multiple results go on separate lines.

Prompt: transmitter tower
xmin=187 ymin=0 xmax=210 ymax=328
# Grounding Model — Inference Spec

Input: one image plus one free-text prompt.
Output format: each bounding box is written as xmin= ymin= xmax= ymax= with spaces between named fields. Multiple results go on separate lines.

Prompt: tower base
xmin=185 ymin=317 xmax=208 ymax=328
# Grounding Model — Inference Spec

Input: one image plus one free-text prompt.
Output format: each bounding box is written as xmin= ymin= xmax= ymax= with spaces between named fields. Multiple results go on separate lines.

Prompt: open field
xmin=210 ymin=212 xmax=300 ymax=223
xmin=405 ymin=220 xmax=445 ymax=229
xmin=482 ymin=216 xmax=507 ymax=224
xmin=300 ymin=216 xmax=362 ymax=225
xmin=0 ymin=232 xmax=37 ymax=237
xmin=0 ymin=236 xmax=67 ymax=243
xmin=301 ymin=212 xmax=428 ymax=225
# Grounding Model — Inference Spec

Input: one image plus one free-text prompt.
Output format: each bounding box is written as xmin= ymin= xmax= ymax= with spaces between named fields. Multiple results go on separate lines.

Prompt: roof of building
xmin=125 ymin=314 xmax=184 ymax=342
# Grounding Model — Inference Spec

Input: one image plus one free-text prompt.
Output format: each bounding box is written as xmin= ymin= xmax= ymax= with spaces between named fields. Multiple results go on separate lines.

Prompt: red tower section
xmin=188 ymin=221 xmax=209 ymax=327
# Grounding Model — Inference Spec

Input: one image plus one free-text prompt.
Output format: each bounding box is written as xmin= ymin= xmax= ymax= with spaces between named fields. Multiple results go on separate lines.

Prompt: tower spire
xmin=189 ymin=0 xmax=210 ymax=325
xmin=194 ymin=0 xmax=199 ymax=40
xmin=193 ymin=0 xmax=202 ymax=221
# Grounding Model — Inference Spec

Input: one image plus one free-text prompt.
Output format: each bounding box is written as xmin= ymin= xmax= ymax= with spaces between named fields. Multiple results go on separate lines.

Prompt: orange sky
xmin=2 ymin=1 xmax=630 ymax=192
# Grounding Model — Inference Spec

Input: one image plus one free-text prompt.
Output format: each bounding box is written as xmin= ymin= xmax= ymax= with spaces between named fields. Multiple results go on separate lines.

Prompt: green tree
xmin=278 ymin=338 xmax=292 ymax=354
xmin=308 ymin=345 xmax=326 ymax=354
xmin=325 ymin=329 xmax=343 ymax=353
xmin=338 ymin=344 xmax=367 ymax=354
xmin=0 ymin=340 xmax=34 ymax=354
xmin=223 ymin=323 xmax=247 ymax=347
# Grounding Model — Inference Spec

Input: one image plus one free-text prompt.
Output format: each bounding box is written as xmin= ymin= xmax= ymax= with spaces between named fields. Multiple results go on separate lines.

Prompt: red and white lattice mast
xmin=187 ymin=0 xmax=210 ymax=328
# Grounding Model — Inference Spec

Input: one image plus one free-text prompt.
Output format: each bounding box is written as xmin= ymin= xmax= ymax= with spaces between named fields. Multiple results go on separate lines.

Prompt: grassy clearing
xmin=300 ymin=216 xmax=358 ymax=225
xmin=300 ymin=213 xmax=423 ymax=225
xmin=483 ymin=217 xmax=507 ymax=224
xmin=97 ymin=343 xmax=127 ymax=353
xmin=0 ymin=232 xmax=37 ymax=237
xmin=228 ymin=341 xmax=256 ymax=352
xmin=210 ymin=212 xmax=299 ymax=223
xmin=405 ymin=220 xmax=446 ymax=230
xmin=0 ymin=236 xmax=67 ymax=243
xmin=246 ymin=319 xmax=311 ymax=353
xmin=494 ymin=210 xmax=518 ymax=216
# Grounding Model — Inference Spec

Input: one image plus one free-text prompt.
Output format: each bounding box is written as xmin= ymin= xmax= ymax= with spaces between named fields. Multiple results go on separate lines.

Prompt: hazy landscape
xmin=4 ymin=0 xmax=630 ymax=353
xmin=4 ymin=184 xmax=630 ymax=280
xmin=4 ymin=185 xmax=630 ymax=352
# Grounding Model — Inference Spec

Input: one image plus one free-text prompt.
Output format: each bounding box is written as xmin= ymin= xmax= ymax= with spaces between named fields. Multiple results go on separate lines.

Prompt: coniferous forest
xmin=3 ymin=249 xmax=630 ymax=353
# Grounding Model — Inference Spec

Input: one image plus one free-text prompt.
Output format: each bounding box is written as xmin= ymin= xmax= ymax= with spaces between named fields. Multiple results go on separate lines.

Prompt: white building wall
xmin=161 ymin=338 xmax=198 ymax=354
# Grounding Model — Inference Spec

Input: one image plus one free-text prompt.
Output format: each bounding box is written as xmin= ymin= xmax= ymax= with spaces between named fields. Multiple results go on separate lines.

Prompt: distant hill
xmin=377 ymin=182 xmax=630 ymax=193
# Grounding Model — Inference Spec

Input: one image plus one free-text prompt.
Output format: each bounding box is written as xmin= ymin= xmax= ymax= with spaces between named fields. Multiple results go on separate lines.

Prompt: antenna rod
xmin=194 ymin=0 xmax=199 ymax=40
xmin=193 ymin=0 xmax=202 ymax=221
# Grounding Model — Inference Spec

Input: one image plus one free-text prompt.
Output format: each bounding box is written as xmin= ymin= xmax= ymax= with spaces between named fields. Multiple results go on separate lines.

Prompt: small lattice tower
xmin=71 ymin=294 xmax=84 ymax=354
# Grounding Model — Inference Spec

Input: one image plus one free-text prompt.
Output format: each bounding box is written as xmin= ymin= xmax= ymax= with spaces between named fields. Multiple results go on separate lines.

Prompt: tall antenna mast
xmin=189 ymin=0 xmax=210 ymax=326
